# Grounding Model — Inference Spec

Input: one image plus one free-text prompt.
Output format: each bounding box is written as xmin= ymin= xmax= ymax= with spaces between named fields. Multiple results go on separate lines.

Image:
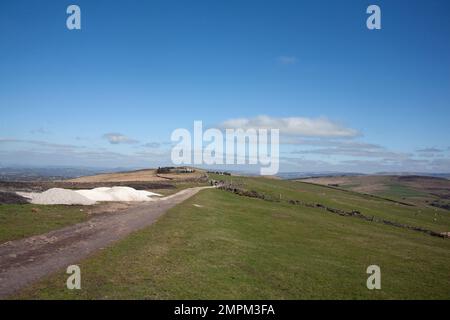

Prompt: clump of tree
xmin=207 ymin=171 xmax=231 ymax=176
xmin=156 ymin=167 xmax=175 ymax=174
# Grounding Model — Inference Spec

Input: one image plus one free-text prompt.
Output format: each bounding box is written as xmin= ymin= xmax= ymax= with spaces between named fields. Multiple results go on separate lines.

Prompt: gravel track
xmin=0 ymin=186 xmax=212 ymax=298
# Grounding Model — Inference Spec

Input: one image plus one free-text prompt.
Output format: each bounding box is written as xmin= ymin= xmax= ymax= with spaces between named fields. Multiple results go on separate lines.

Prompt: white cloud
xmin=220 ymin=115 xmax=359 ymax=138
xmin=103 ymin=133 xmax=138 ymax=145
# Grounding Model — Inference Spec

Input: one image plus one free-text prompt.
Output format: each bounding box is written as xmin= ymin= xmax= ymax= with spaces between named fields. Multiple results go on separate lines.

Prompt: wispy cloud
xmin=279 ymin=156 xmax=450 ymax=174
xmin=292 ymin=147 xmax=411 ymax=160
xmin=289 ymin=137 xmax=412 ymax=160
xmin=0 ymin=142 xmax=171 ymax=168
xmin=220 ymin=115 xmax=359 ymax=138
xmin=30 ymin=127 xmax=51 ymax=135
xmin=283 ymin=138 xmax=380 ymax=148
xmin=102 ymin=133 xmax=138 ymax=145
xmin=416 ymin=147 xmax=443 ymax=153
xmin=415 ymin=147 xmax=444 ymax=158
xmin=142 ymin=142 xmax=161 ymax=148
xmin=277 ymin=56 xmax=298 ymax=65
xmin=0 ymin=138 xmax=83 ymax=150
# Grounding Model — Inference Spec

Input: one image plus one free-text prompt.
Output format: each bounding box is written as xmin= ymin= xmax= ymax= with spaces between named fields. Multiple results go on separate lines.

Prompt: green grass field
xmin=151 ymin=180 xmax=210 ymax=196
xmin=376 ymin=184 xmax=428 ymax=199
xmin=0 ymin=204 xmax=89 ymax=243
xmin=212 ymin=175 xmax=450 ymax=232
xmin=16 ymin=176 xmax=450 ymax=299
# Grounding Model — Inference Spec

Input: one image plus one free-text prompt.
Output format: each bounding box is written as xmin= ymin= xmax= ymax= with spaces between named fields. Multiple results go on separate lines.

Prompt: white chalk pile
xmin=17 ymin=187 xmax=162 ymax=205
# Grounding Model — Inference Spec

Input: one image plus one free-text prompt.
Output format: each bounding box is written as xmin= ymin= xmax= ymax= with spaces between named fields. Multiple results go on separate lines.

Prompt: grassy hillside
xmin=213 ymin=175 xmax=450 ymax=233
xmin=17 ymin=176 xmax=450 ymax=299
xmin=0 ymin=204 xmax=89 ymax=243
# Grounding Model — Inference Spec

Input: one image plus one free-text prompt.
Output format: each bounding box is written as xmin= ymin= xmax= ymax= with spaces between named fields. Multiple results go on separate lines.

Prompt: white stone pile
xmin=17 ymin=187 xmax=162 ymax=205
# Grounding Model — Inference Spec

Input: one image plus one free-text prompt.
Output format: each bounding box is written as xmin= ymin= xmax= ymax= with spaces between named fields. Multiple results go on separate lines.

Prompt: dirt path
xmin=0 ymin=186 xmax=212 ymax=298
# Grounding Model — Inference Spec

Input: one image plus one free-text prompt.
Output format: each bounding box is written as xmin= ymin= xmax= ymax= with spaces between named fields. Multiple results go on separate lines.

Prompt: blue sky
xmin=1 ymin=0 xmax=449 ymax=173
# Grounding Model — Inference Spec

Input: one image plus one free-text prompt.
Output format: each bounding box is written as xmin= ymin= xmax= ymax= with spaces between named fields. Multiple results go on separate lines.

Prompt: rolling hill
xmin=16 ymin=173 xmax=450 ymax=299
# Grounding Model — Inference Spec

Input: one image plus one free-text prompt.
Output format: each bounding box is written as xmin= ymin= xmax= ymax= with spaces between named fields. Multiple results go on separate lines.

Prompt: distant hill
xmin=375 ymin=172 xmax=450 ymax=179
xmin=277 ymin=171 xmax=450 ymax=180
xmin=0 ymin=167 xmax=116 ymax=181
xmin=68 ymin=167 xmax=206 ymax=183
xmin=299 ymin=175 xmax=450 ymax=208
xmin=277 ymin=172 xmax=363 ymax=180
